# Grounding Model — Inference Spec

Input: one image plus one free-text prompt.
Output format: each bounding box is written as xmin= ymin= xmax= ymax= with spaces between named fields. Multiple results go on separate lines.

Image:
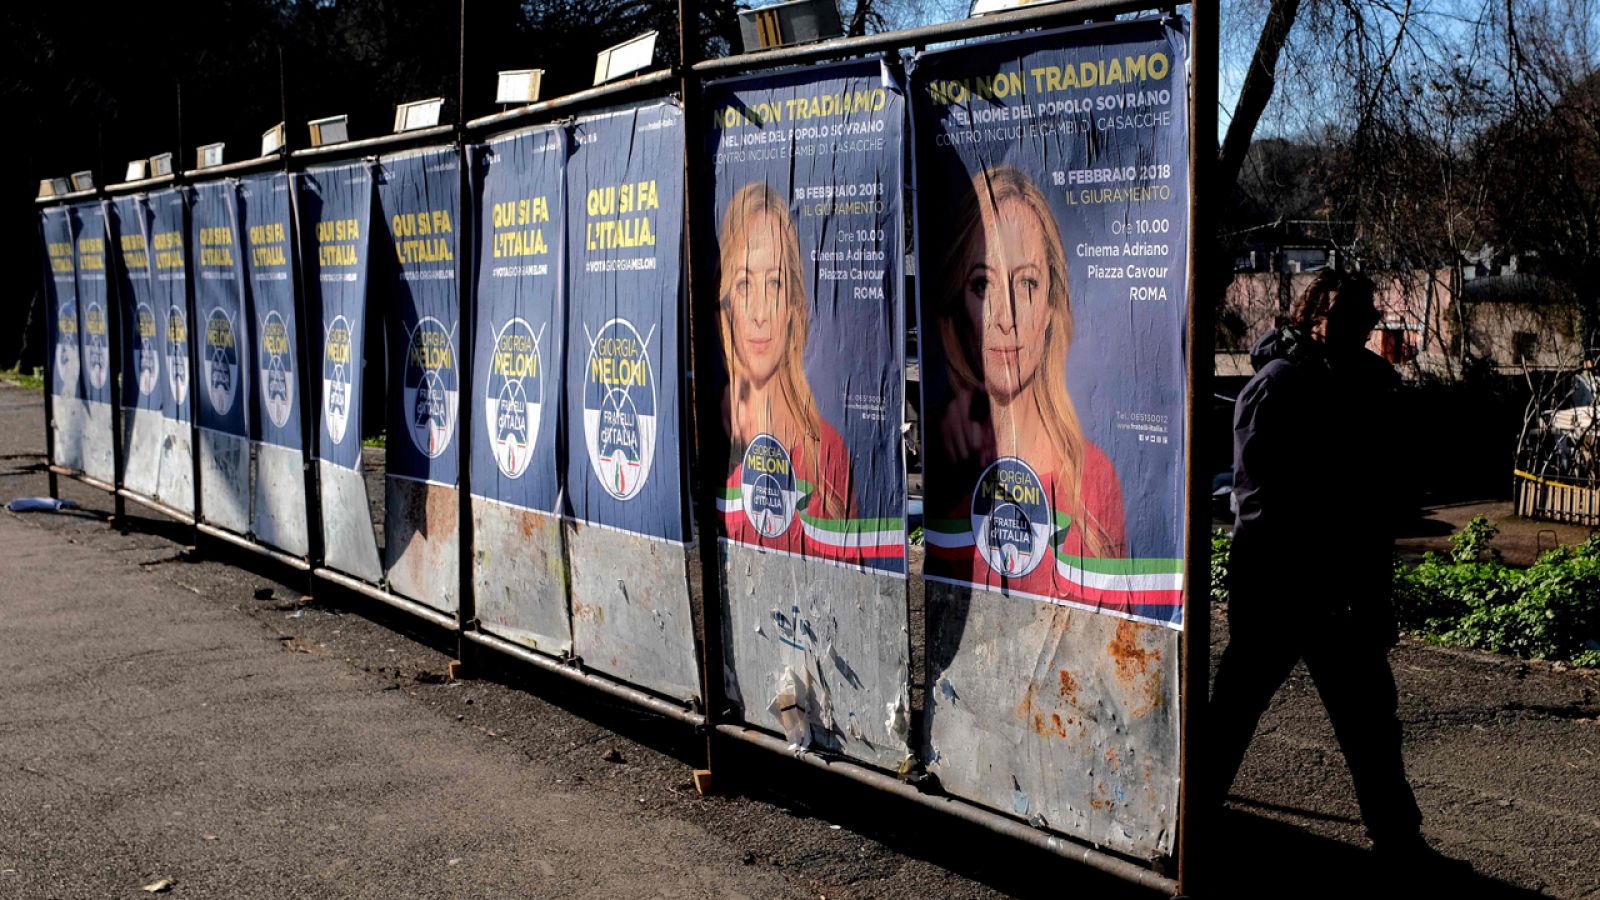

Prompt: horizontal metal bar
xmin=48 ymin=466 xmax=118 ymax=494
xmin=34 ymin=189 xmax=99 ymax=206
xmin=117 ymin=488 xmax=196 ymax=526
xmin=197 ymin=522 xmax=311 ymax=571
xmin=693 ymin=0 xmax=1170 ymax=74
xmin=313 ymin=566 xmax=460 ymax=631
xmin=291 ymin=125 xmax=457 ymax=162
xmin=714 ymin=724 xmax=1178 ymax=895
xmin=181 ymin=151 xmax=287 ymax=180
xmin=463 ymin=629 xmax=705 ymax=726
xmin=105 ymin=174 xmax=178 ymax=195
xmin=465 ymin=69 xmax=675 ymax=133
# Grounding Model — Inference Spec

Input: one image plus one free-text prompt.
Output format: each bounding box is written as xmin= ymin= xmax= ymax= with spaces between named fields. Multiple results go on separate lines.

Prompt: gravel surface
xmin=2 ymin=383 xmax=1597 ymax=898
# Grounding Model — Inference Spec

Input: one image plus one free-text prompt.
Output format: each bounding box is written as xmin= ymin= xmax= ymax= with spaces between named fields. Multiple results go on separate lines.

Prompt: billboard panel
xmin=109 ymin=194 xmax=163 ymax=499
xmin=150 ymin=188 xmax=195 ymax=513
xmin=41 ymin=205 xmax=84 ymax=471
xmin=71 ymin=200 xmax=116 ymax=484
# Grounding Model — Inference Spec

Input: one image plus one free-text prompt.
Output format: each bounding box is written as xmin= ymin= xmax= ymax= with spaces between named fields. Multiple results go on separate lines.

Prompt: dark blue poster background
xmin=564 ymin=102 xmax=688 ymax=543
xmin=913 ymin=19 xmax=1188 ymax=627
xmin=703 ymin=59 xmax=907 ymax=575
xmin=298 ymin=162 xmax=373 ymax=470
xmin=71 ymin=201 xmax=114 ymax=408
xmin=40 ymin=206 xmax=80 ymax=400
xmin=377 ymin=147 xmax=461 ymax=487
xmin=110 ymin=195 xmax=163 ymax=412
xmin=189 ymin=181 xmax=251 ymax=437
xmin=470 ymin=126 xmax=565 ymax=513
xmin=150 ymin=189 xmax=191 ymax=423
xmin=240 ymin=173 xmax=301 ymax=451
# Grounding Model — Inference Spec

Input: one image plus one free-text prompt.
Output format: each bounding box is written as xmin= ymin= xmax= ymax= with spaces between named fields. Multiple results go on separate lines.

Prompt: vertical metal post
xmin=103 ymin=193 xmax=128 ymax=526
xmin=454 ymin=0 xmax=477 ymax=667
xmin=678 ymin=0 xmax=729 ymax=790
xmin=39 ymin=220 xmax=60 ymax=500
xmin=1178 ymin=2 xmax=1217 ymax=895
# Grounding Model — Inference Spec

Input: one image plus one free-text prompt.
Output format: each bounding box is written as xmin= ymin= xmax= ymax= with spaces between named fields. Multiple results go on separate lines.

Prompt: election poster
xmin=240 ymin=171 xmax=308 ymax=556
xmin=71 ymin=200 xmax=116 ymax=484
xmin=563 ymin=102 xmax=699 ymax=702
xmin=911 ymin=18 xmax=1189 ymax=860
xmin=190 ymin=179 xmax=252 ymax=532
xmin=298 ymin=161 xmax=380 ymax=582
xmin=109 ymin=193 xmax=163 ymax=499
xmin=376 ymin=146 xmax=461 ymax=611
xmin=40 ymin=205 xmax=83 ymax=470
xmin=469 ymin=124 xmax=570 ymax=652
xmin=701 ymin=60 xmax=911 ymax=767
xmin=149 ymin=188 xmax=195 ymax=513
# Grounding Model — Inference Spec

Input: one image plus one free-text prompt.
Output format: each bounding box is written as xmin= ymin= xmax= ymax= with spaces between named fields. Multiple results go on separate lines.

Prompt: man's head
xmin=1289 ymin=269 xmax=1380 ymax=350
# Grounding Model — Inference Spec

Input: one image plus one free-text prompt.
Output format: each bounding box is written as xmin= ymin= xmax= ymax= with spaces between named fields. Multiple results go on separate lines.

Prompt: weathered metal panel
xmin=121 ymin=407 xmax=163 ymax=498
xmin=81 ymin=400 xmax=116 ymax=485
xmin=721 ymin=543 xmax=910 ymax=768
xmin=252 ymin=441 xmax=308 ymax=557
xmin=157 ymin=415 xmax=194 ymax=514
xmin=924 ymin=582 xmax=1180 ymax=859
xmin=471 ymin=497 xmax=571 ymax=655
xmin=384 ymin=477 xmax=459 ymax=615
xmin=51 ymin=397 xmax=87 ymax=471
xmin=318 ymin=458 xmax=382 ymax=583
xmin=567 ymin=524 xmax=700 ymax=703
xmin=198 ymin=428 xmax=250 ymax=533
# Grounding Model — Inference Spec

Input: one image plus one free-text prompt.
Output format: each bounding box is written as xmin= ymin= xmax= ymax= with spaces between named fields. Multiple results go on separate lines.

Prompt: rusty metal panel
xmin=51 ymin=397 xmax=87 ymax=471
xmin=252 ymin=441 xmax=308 ymax=557
xmin=383 ymin=477 xmax=459 ymax=615
xmin=81 ymin=400 xmax=115 ymax=485
xmin=122 ymin=407 xmax=163 ymax=498
xmin=198 ymin=428 xmax=250 ymax=533
xmin=471 ymin=497 xmax=571 ymax=655
xmin=721 ymin=543 xmax=911 ymax=769
xmin=157 ymin=415 xmax=194 ymax=514
xmin=924 ymin=582 xmax=1180 ymax=859
xmin=567 ymin=524 xmax=699 ymax=703
xmin=318 ymin=458 xmax=382 ymax=583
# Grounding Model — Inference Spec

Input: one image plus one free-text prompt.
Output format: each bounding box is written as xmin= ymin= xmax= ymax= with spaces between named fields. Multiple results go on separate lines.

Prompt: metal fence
xmin=31 ymin=1 xmax=1212 ymax=893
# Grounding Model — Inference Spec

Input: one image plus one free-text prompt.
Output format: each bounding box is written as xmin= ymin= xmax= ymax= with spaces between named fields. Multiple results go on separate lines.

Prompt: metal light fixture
xmin=593 ymin=31 xmax=658 ymax=85
xmin=261 ymin=122 xmax=287 ymax=157
xmin=308 ymin=115 xmax=350 ymax=147
xmin=149 ymin=153 xmax=174 ymax=178
xmin=37 ymin=177 xmax=70 ymax=200
xmin=70 ymin=171 xmax=95 ymax=192
xmin=125 ymin=160 xmax=149 ymax=182
xmin=495 ymin=69 xmax=544 ymax=105
xmin=393 ymin=98 xmax=444 ymax=133
xmin=196 ymin=143 xmax=225 ymax=170
xmin=738 ymin=0 xmax=843 ymax=52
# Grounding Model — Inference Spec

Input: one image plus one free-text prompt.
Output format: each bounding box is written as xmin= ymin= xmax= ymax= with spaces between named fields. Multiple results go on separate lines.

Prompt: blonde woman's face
xmin=727 ymin=211 xmax=791 ymax=387
xmin=963 ymin=196 xmax=1051 ymax=403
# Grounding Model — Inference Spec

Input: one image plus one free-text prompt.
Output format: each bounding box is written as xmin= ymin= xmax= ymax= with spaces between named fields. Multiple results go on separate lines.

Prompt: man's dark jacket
xmin=1230 ymin=326 xmax=1402 ymax=641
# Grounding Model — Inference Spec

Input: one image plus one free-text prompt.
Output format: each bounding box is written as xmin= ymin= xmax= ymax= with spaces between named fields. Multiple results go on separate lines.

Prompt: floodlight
xmin=393 ymin=98 xmax=444 ymax=133
xmin=196 ymin=143 xmax=225 ymax=170
xmin=738 ymin=0 xmax=843 ymax=52
xmin=308 ymin=114 xmax=350 ymax=147
xmin=70 ymin=171 xmax=95 ymax=192
xmin=261 ymin=122 xmax=286 ymax=157
xmin=37 ymin=178 xmax=70 ymax=200
xmin=593 ymin=31 xmax=658 ymax=85
xmin=969 ymin=0 xmax=1060 ymax=14
xmin=495 ymin=69 xmax=544 ymax=105
xmin=149 ymin=153 xmax=174 ymax=178
xmin=125 ymin=160 xmax=149 ymax=182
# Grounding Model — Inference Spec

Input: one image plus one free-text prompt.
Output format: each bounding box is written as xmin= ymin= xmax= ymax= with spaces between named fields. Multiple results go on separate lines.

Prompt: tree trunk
xmin=1218 ymin=0 xmax=1305 ymax=196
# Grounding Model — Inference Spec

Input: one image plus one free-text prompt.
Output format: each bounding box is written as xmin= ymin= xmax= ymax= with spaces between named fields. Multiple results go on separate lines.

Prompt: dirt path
xmin=3 ymin=383 xmax=1598 ymax=897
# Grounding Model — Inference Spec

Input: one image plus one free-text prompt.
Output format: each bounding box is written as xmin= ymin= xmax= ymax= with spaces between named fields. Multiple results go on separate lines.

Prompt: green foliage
xmin=361 ymin=434 xmax=386 ymax=449
xmin=1 ymin=365 xmax=45 ymax=391
xmin=1212 ymin=518 xmax=1600 ymax=667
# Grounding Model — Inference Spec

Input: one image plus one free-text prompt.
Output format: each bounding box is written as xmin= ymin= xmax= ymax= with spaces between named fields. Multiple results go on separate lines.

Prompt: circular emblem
xmin=402 ymin=316 xmax=459 ymax=459
xmin=55 ymin=300 xmax=80 ymax=399
xmin=322 ymin=315 xmax=354 ymax=445
xmin=166 ymin=306 xmax=190 ymax=407
xmin=484 ymin=317 xmax=542 ymax=479
xmin=582 ymin=318 xmax=657 ymax=501
xmin=202 ymin=307 xmax=239 ymax=417
xmin=971 ymin=457 xmax=1052 ymax=579
xmin=258 ymin=310 xmax=294 ymax=429
xmin=135 ymin=304 xmax=160 ymax=397
xmin=740 ymin=434 xmax=797 ymax=538
xmin=83 ymin=301 xmax=110 ymax=392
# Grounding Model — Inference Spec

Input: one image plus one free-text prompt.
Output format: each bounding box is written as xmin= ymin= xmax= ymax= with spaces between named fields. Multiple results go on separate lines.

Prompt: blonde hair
xmin=717 ymin=181 xmax=846 ymax=519
xmin=936 ymin=166 xmax=1112 ymax=558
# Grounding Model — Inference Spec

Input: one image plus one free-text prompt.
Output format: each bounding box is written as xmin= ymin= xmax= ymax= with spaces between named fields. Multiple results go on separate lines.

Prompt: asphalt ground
xmin=1 ymin=382 xmax=1597 ymax=898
